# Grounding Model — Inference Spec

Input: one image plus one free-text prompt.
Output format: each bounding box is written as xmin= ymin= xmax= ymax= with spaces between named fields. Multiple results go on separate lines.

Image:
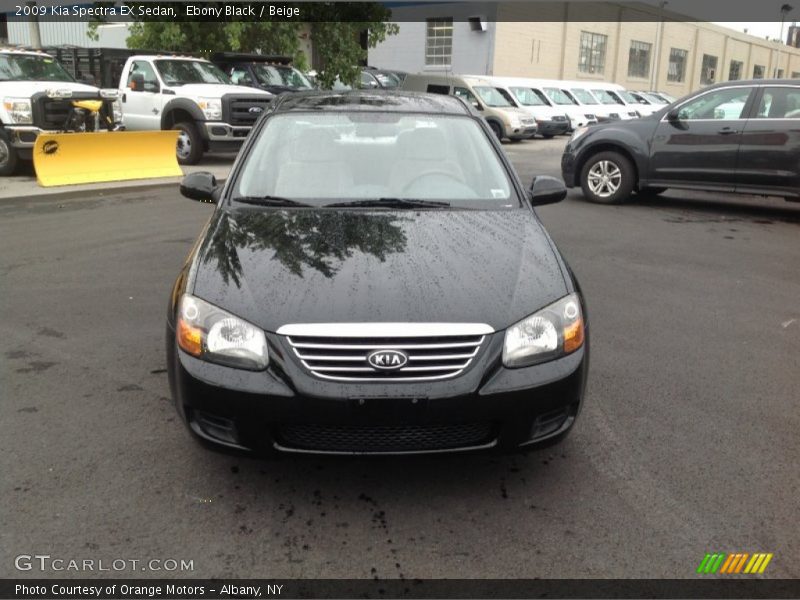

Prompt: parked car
xmin=538 ymin=83 xmax=599 ymax=130
xmin=401 ymin=74 xmax=537 ymax=140
xmin=559 ymin=83 xmax=616 ymax=123
xmin=562 ymin=80 xmax=800 ymax=203
xmin=588 ymin=83 xmax=640 ymax=120
xmin=211 ymin=53 xmax=314 ymax=94
xmin=168 ymin=90 xmax=588 ymax=455
xmin=484 ymin=76 xmax=570 ymax=137
xmin=364 ymin=67 xmax=407 ymax=88
xmin=118 ymin=55 xmax=272 ymax=164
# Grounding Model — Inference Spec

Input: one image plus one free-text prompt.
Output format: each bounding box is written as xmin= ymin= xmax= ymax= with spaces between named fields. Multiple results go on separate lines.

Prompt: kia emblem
xmin=366 ymin=349 xmax=409 ymax=371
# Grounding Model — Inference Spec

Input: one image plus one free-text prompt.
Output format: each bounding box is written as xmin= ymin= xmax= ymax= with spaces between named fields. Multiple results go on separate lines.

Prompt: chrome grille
xmin=552 ymin=115 xmax=568 ymax=122
xmin=278 ymin=323 xmax=492 ymax=382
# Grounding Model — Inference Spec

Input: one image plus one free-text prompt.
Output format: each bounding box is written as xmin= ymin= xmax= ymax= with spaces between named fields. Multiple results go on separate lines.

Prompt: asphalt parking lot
xmin=1 ymin=137 xmax=798 ymax=579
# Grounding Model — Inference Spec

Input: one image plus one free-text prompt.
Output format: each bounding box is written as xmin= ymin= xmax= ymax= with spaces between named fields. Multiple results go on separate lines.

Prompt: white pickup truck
xmin=0 ymin=48 xmax=121 ymax=175
xmin=118 ymin=55 xmax=273 ymax=164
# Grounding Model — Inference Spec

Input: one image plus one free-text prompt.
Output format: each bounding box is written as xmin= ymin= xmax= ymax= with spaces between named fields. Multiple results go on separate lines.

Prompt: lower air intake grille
xmin=277 ymin=422 xmax=494 ymax=453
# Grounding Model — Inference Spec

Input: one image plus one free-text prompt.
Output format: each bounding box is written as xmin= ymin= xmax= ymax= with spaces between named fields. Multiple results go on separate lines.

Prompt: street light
xmin=775 ymin=3 xmax=793 ymax=77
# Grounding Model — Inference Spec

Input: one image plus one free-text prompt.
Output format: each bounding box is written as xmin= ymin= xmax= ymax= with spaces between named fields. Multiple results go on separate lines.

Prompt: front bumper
xmin=536 ymin=120 xmax=570 ymax=136
xmin=202 ymin=121 xmax=252 ymax=152
xmin=5 ymin=126 xmax=44 ymax=150
xmin=561 ymin=147 xmax=578 ymax=188
xmin=507 ymin=124 xmax=538 ymax=140
xmin=167 ymin=329 xmax=589 ymax=455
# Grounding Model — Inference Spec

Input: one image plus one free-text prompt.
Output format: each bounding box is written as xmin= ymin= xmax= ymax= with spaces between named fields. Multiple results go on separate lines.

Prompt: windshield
xmin=642 ymin=92 xmax=667 ymax=104
xmin=544 ymin=87 xmax=577 ymax=105
xmin=252 ymin=64 xmax=313 ymax=89
xmin=473 ymin=86 xmax=512 ymax=107
xmin=155 ymin=60 xmax=230 ymax=85
xmin=510 ymin=87 xmax=547 ymax=106
xmin=571 ymin=88 xmax=598 ymax=104
xmin=234 ymin=113 xmax=516 ymax=207
xmin=0 ymin=54 xmax=74 ymax=82
xmin=592 ymin=89 xmax=623 ymax=105
xmin=620 ymin=91 xmax=643 ymax=104
xmin=374 ymin=72 xmax=400 ymax=88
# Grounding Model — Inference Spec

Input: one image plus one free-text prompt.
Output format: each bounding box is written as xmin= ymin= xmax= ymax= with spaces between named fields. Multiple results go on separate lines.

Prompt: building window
xmin=578 ymin=31 xmax=608 ymax=75
xmin=753 ymin=64 xmax=765 ymax=79
xmin=628 ymin=40 xmax=652 ymax=78
xmin=667 ymin=48 xmax=688 ymax=82
xmin=792 ymin=71 xmax=800 ymax=78
xmin=728 ymin=60 xmax=743 ymax=81
xmin=700 ymin=54 xmax=718 ymax=85
xmin=776 ymin=68 xmax=785 ymax=78
xmin=425 ymin=18 xmax=453 ymax=67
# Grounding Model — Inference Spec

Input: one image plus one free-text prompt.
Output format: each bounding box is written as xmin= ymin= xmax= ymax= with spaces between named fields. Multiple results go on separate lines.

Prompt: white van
xmin=401 ymin=74 xmax=537 ymax=141
xmin=587 ymin=82 xmax=643 ymax=119
xmin=528 ymin=79 xmax=600 ymax=130
xmin=478 ymin=76 xmax=570 ymax=137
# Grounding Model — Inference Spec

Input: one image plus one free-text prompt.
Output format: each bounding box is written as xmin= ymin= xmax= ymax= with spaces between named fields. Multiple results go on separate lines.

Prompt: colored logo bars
xmin=697 ymin=553 xmax=774 ymax=574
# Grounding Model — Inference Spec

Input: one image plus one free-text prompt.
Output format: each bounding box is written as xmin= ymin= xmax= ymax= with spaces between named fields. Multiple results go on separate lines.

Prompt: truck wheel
xmin=488 ymin=121 xmax=503 ymax=141
xmin=173 ymin=122 xmax=202 ymax=165
xmin=0 ymin=130 xmax=20 ymax=176
xmin=579 ymin=151 xmax=635 ymax=204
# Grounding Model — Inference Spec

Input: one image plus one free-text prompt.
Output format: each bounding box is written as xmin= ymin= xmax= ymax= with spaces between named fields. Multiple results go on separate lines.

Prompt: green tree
xmin=88 ymin=3 xmax=397 ymax=86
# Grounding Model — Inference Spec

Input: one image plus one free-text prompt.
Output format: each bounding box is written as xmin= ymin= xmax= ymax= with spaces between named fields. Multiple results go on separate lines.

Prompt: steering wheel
xmin=401 ymin=170 xmax=464 ymax=194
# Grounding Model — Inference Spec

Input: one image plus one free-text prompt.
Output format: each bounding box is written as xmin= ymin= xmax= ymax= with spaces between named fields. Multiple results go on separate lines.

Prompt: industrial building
xmin=369 ymin=2 xmax=800 ymax=96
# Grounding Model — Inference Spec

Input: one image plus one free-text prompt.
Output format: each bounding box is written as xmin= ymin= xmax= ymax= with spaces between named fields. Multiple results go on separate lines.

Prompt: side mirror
xmin=144 ymin=80 xmax=160 ymax=93
xmin=180 ymin=172 xmax=219 ymax=203
xmin=667 ymin=108 xmax=681 ymax=121
xmin=129 ymin=72 xmax=145 ymax=91
xmin=529 ymin=175 xmax=567 ymax=206
xmin=472 ymin=100 xmax=483 ymax=111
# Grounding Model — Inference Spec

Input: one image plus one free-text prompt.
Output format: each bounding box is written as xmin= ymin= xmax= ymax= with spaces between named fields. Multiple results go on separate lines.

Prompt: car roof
xmin=271 ymin=90 xmax=474 ymax=115
xmin=705 ymin=78 xmax=799 ymax=87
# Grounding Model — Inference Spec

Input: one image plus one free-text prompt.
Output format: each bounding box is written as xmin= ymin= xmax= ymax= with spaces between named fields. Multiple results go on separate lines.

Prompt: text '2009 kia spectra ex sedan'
xmin=166 ymin=90 xmax=589 ymax=455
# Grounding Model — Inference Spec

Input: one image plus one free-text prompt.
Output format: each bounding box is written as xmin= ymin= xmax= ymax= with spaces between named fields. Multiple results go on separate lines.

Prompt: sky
xmin=715 ymin=22 xmax=791 ymax=40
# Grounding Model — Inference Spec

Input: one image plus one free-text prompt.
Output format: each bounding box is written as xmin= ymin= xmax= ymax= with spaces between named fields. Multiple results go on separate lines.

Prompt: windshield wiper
xmin=326 ymin=198 xmax=451 ymax=209
xmin=232 ymin=195 xmax=313 ymax=207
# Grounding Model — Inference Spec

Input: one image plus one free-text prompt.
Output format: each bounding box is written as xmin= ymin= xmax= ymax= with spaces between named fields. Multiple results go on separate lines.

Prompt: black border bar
xmin=3 ymin=579 xmax=800 ymax=599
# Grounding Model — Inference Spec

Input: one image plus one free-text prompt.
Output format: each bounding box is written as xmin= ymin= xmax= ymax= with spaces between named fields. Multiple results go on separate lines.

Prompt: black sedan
xmin=562 ymin=79 xmax=800 ymax=204
xmin=167 ymin=90 xmax=588 ymax=455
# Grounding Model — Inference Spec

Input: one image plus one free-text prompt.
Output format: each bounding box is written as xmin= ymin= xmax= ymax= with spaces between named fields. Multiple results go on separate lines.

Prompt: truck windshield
xmin=473 ymin=86 xmax=512 ymax=107
xmin=510 ymin=87 xmax=548 ymax=106
xmin=234 ymin=113 xmax=517 ymax=207
xmin=0 ymin=54 xmax=74 ymax=82
xmin=570 ymin=88 xmax=598 ymax=104
xmin=252 ymin=64 xmax=313 ymax=89
xmin=544 ymin=87 xmax=577 ymax=105
xmin=155 ymin=60 xmax=230 ymax=85
xmin=592 ymin=89 xmax=624 ymax=105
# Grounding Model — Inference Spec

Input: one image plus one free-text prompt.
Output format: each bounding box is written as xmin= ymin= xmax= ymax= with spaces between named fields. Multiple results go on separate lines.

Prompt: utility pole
xmin=26 ymin=1 xmax=42 ymax=49
xmin=650 ymin=1 xmax=667 ymax=91
xmin=775 ymin=4 xmax=793 ymax=77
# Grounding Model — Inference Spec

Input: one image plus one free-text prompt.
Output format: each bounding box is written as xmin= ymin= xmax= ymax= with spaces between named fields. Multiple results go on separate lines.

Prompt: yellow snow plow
xmin=32 ymin=99 xmax=182 ymax=187
xmin=33 ymin=129 xmax=182 ymax=187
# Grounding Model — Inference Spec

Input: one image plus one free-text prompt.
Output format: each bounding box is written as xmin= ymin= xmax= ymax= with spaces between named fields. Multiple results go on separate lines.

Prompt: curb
xmin=0 ymin=176 xmax=227 ymax=204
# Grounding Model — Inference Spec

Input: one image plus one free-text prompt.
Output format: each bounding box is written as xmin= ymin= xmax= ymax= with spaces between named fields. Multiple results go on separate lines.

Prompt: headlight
xmin=112 ymin=98 xmax=123 ymax=123
xmin=177 ymin=294 xmax=268 ymax=371
xmin=502 ymin=293 xmax=584 ymax=368
xmin=507 ymin=114 xmax=521 ymax=128
xmin=3 ymin=98 xmax=32 ymax=124
xmin=570 ymin=126 xmax=589 ymax=143
xmin=197 ymin=97 xmax=222 ymax=120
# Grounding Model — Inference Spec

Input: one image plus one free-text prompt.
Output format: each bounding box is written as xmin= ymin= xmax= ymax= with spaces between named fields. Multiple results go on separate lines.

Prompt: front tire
xmin=0 ymin=129 xmax=20 ymax=176
xmin=579 ymin=151 xmax=635 ymax=204
xmin=488 ymin=121 xmax=503 ymax=141
xmin=173 ymin=121 xmax=203 ymax=165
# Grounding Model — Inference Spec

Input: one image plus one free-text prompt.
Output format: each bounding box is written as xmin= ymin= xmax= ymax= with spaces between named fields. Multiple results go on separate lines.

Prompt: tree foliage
xmin=88 ymin=3 xmax=398 ymax=86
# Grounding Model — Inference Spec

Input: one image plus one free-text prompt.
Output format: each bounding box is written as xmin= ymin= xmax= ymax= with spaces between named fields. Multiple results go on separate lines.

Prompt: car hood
xmin=2 ymin=81 xmax=100 ymax=96
xmin=168 ymin=83 xmax=272 ymax=98
xmin=191 ymin=208 xmax=568 ymax=333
